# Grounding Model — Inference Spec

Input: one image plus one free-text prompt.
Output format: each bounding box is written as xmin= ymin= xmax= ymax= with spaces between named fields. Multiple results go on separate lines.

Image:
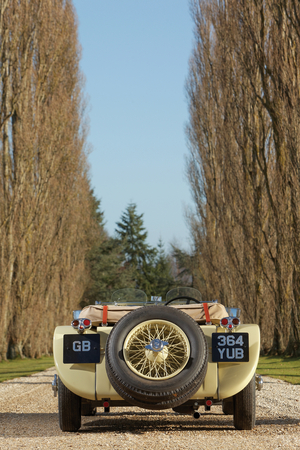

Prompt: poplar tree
xmin=0 ymin=0 xmax=95 ymax=358
xmin=186 ymin=0 xmax=300 ymax=355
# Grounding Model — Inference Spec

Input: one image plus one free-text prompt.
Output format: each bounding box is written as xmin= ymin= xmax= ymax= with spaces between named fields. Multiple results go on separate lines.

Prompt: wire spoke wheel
xmin=124 ymin=320 xmax=190 ymax=380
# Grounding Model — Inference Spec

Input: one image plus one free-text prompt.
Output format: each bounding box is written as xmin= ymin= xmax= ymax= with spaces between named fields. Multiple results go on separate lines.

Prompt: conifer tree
xmin=82 ymin=195 xmax=135 ymax=305
xmin=152 ymin=239 xmax=174 ymax=298
xmin=115 ymin=203 xmax=157 ymax=296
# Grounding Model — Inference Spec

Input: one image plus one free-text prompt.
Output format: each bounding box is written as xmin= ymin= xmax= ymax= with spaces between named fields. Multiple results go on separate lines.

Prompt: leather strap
xmin=203 ymin=303 xmax=212 ymax=325
xmin=102 ymin=305 xmax=108 ymax=326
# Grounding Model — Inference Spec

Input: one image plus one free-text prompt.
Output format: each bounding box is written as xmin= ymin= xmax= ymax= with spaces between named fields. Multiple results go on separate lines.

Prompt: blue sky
xmin=73 ymin=0 xmax=195 ymax=250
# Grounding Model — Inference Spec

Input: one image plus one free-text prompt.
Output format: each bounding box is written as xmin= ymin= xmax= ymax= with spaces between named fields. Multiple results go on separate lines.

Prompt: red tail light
xmin=71 ymin=318 xmax=92 ymax=333
xmin=220 ymin=318 xmax=228 ymax=326
xmin=220 ymin=316 xmax=240 ymax=330
xmin=83 ymin=319 xmax=91 ymax=327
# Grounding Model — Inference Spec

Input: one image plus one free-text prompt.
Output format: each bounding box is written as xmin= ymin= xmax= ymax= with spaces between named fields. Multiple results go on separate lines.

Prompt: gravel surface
xmin=0 ymin=367 xmax=299 ymax=449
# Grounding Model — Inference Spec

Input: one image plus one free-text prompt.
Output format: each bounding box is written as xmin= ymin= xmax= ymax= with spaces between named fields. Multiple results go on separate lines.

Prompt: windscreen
xmin=111 ymin=288 xmax=147 ymax=305
xmin=165 ymin=287 xmax=203 ymax=304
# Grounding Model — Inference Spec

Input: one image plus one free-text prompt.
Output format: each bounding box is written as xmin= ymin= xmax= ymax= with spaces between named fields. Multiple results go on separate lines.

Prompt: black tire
xmin=233 ymin=374 xmax=256 ymax=430
xmin=81 ymin=402 xmax=96 ymax=416
xmin=105 ymin=305 xmax=208 ymax=410
xmin=58 ymin=377 xmax=81 ymax=432
xmin=109 ymin=375 xmax=204 ymax=411
xmin=222 ymin=398 xmax=234 ymax=415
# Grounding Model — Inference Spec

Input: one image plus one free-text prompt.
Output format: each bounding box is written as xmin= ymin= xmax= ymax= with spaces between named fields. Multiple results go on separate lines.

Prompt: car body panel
xmin=217 ymin=324 xmax=260 ymax=399
xmin=53 ymin=321 xmax=260 ymax=401
xmin=53 ymin=326 xmax=99 ymax=400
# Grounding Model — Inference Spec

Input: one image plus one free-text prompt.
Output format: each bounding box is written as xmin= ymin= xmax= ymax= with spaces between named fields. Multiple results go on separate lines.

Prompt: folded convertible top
xmin=79 ymin=303 xmax=228 ymax=326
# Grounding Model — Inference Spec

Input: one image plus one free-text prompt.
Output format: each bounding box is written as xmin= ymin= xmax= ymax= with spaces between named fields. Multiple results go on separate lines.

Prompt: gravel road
xmin=0 ymin=367 xmax=299 ymax=449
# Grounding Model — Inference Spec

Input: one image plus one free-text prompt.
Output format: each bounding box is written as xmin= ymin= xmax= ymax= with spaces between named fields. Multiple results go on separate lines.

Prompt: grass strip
xmin=0 ymin=356 xmax=54 ymax=383
xmin=257 ymin=355 xmax=300 ymax=385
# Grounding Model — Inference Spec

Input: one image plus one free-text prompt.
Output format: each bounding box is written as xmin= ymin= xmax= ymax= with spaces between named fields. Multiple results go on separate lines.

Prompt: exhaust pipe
xmin=173 ymin=404 xmax=200 ymax=419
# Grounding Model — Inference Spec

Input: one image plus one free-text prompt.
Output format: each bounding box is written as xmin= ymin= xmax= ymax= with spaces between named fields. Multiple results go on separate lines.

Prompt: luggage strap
xmin=203 ymin=303 xmax=212 ymax=325
xmin=102 ymin=305 xmax=108 ymax=326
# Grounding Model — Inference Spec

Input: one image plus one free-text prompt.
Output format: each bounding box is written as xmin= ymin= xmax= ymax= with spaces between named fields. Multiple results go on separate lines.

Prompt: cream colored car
xmin=53 ymin=287 xmax=262 ymax=432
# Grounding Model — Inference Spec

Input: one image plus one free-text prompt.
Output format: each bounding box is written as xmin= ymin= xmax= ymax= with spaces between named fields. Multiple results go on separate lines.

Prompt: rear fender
xmin=217 ymin=324 xmax=260 ymax=399
xmin=53 ymin=326 xmax=98 ymax=400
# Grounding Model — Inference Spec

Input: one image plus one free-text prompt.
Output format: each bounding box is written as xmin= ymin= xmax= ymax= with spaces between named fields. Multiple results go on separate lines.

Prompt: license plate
xmin=63 ymin=334 xmax=100 ymax=364
xmin=212 ymin=333 xmax=249 ymax=362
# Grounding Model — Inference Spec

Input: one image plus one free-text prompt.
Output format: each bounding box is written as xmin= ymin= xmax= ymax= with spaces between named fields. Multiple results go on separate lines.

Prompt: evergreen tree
xmin=152 ymin=239 xmax=174 ymax=298
xmin=81 ymin=194 xmax=135 ymax=306
xmin=81 ymin=237 xmax=135 ymax=306
xmin=115 ymin=203 xmax=157 ymax=296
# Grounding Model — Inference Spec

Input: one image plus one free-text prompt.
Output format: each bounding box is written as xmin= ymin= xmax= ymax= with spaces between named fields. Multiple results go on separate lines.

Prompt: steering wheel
xmin=164 ymin=295 xmax=202 ymax=306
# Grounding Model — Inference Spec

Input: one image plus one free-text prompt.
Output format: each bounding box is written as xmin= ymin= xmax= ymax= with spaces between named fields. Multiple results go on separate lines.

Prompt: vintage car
xmin=52 ymin=287 xmax=263 ymax=432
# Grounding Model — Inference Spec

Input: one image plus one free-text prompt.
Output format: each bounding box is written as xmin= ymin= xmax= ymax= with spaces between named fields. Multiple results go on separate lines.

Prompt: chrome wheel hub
xmin=145 ymin=338 xmax=169 ymax=352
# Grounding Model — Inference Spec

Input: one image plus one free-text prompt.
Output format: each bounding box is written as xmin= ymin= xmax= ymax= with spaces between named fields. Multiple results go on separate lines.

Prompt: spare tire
xmin=105 ymin=305 xmax=208 ymax=410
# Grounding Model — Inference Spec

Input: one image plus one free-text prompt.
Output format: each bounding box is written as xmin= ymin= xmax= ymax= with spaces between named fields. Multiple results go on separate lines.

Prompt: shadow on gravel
xmin=256 ymin=418 xmax=300 ymax=426
xmin=0 ymin=412 xmax=234 ymax=437
xmin=0 ymin=411 xmax=298 ymax=437
xmin=80 ymin=413 xmax=299 ymax=434
xmin=80 ymin=412 xmax=234 ymax=434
